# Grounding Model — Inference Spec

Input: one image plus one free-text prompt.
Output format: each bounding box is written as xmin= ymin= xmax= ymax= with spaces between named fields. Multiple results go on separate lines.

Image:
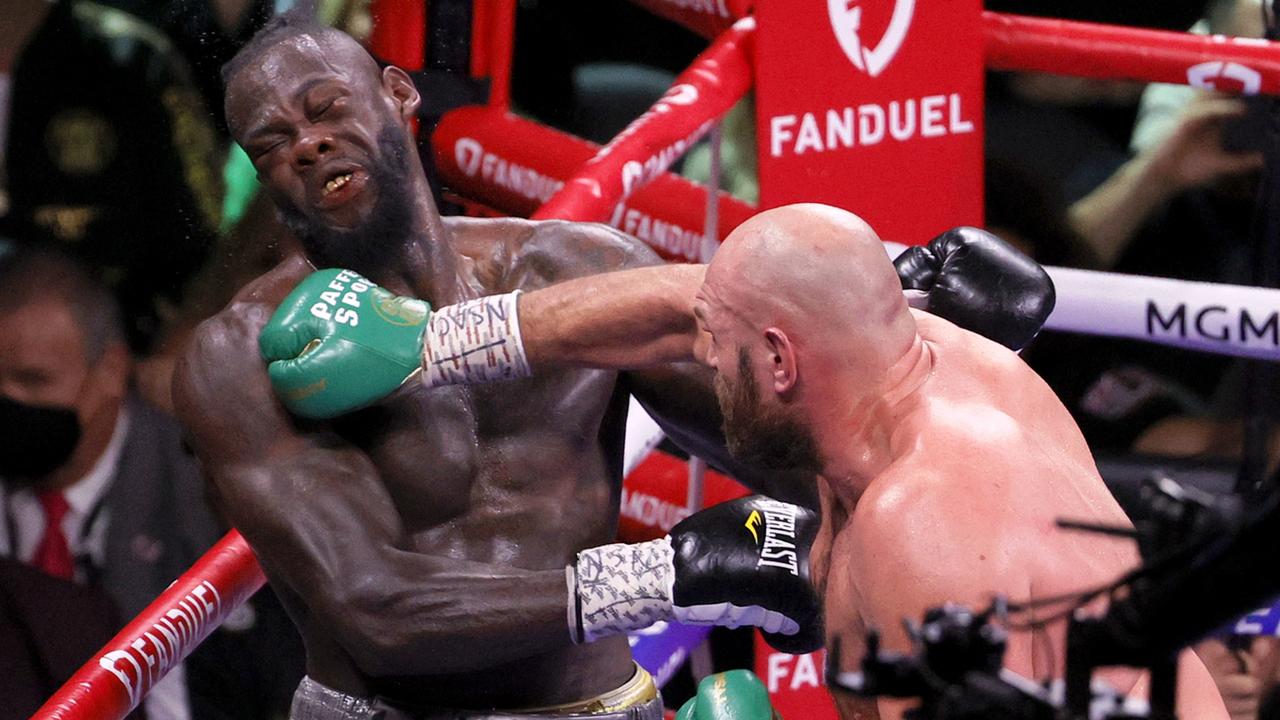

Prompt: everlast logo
xmin=746 ymin=501 xmax=801 ymax=575
xmin=1146 ymin=301 xmax=1280 ymax=347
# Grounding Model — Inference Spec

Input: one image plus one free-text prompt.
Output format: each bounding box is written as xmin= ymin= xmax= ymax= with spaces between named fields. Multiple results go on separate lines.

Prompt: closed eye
xmin=250 ymin=139 xmax=286 ymax=160
xmin=310 ymin=94 xmax=347 ymax=121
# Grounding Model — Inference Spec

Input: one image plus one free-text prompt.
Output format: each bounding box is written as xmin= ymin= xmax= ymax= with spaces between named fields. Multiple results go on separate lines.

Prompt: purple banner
xmin=629 ymin=621 xmax=712 ymax=687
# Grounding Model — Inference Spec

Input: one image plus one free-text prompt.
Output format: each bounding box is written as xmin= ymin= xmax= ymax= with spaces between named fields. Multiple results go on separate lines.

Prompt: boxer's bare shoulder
xmin=910 ymin=310 xmax=1098 ymax=468
xmin=445 ymin=216 xmax=661 ymax=293
xmin=173 ymin=255 xmax=315 ymax=467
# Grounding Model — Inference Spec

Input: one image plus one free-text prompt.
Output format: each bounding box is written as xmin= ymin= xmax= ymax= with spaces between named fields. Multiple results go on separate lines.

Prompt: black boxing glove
xmin=567 ymin=496 xmax=823 ymax=654
xmin=893 ymin=227 xmax=1055 ymax=351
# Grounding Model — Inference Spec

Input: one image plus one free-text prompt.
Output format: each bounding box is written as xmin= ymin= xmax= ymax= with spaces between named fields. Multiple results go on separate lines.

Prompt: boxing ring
xmin=32 ymin=2 xmax=1280 ymax=718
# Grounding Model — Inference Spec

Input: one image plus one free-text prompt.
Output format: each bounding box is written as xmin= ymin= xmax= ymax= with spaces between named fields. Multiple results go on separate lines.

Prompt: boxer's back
xmin=834 ymin=311 xmax=1225 ymax=718
xmin=906 ymin=310 xmax=1136 ymax=605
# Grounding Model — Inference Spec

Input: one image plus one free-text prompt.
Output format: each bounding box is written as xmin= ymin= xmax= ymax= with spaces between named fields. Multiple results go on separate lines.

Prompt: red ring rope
xmin=32 ymin=532 xmax=265 ymax=719
xmin=36 ymin=2 xmax=1280 ymax=718
xmin=986 ymin=11 xmax=1280 ymax=94
xmin=532 ymin=19 xmax=755 ymax=222
xmin=432 ymin=106 xmax=756 ymax=261
xmin=624 ymin=0 xmax=751 ymax=40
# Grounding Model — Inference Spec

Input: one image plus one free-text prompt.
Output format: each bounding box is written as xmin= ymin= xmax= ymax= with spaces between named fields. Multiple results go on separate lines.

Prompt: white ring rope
xmin=881 ymin=241 xmax=1280 ymax=362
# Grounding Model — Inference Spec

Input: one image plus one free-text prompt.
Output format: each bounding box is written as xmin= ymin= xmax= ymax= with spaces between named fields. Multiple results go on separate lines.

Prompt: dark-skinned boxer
xmin=185 ymin=15 xmax=1052 ymax=720
xmin=178 ymin=17 xmax=843 ymax=720
xmin=262 ymin=204 xmax=1224 ymax=720
xmin=260 ymin=227 xmax=1048 ymax=718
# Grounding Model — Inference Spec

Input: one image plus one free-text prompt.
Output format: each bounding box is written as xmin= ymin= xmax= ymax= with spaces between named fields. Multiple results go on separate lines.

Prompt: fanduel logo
xmin=99 ymin=581 xmax=223 ymax=707
xmin=609 ymin=205 xmax=708 ymax=262
xmin=828 ymin=0 xmax=916 ymax=78
xmin=620 ymin=487 xmax=690 ymax=532
xmin=768 ymin=95 xmax=974 ymax=158
xmin=454 ymin=138 xmax=563 ymax=203
xmin=1187 ymin=60 xmax=1262 ymax=95
xmin=749 ymin=500 xmax=801 ymax=575
xmin=651 ymin=0 xmax=731 ymax=18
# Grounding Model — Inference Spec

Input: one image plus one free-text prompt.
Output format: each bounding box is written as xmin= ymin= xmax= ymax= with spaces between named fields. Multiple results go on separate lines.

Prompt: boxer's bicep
xmin=176 ymin=289 xmax=572 ymax=674
xmin=519 ymin=221 xmax=705 ymax=368
xmin=519 ymin=264 xmax=705 ymax=369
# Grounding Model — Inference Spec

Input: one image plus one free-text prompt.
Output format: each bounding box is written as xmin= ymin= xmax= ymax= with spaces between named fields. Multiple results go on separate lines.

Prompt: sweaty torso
xmin=200 ymin=217 xmax=653 ymax=708
xmin=819 ymin=312 xmax=1222 ymax=719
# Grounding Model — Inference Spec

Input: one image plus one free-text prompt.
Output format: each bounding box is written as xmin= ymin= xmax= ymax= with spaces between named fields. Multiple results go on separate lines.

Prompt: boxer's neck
xmin=816 ymin=334 xmax=933 ymax=497
xmin=371 ymin=175 xmax=481 ymax=305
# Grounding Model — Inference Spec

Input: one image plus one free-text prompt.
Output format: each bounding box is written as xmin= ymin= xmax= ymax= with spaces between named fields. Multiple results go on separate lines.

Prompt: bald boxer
xmin=176 ymin=16 xmax=834 ymax=720
xmin=679 ymin=206 xmax=1227 ymax=719
xmin=271 ymin=205 xmax=1225 ymax=719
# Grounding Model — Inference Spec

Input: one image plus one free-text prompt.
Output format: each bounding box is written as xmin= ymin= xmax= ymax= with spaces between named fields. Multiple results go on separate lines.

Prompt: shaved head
xmin=707 ymin=203 xmax=915 ymax=378
xmin=697 ymin=204 xmax=917 ymax=470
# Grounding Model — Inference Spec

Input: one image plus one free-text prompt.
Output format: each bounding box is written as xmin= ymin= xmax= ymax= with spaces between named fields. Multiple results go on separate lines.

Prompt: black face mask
xmin=0 ymin=395 xmax=81 ymax=481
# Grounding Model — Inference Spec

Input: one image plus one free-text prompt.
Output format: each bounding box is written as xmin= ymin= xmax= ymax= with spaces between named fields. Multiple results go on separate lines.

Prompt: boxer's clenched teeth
xmin=324 ymin=173 xmax=353 ymax=195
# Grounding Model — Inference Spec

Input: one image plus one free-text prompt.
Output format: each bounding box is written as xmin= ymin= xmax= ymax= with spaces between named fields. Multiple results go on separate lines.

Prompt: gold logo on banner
xmin=46 ymin=109 xmax=117 ymax=176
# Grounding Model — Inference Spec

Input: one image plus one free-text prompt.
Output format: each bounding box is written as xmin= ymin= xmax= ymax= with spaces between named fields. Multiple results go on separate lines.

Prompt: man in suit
xmin=0 ymin=247 xmax=303 ymax=719
xmin=0 ymin=556 xmax=138 ymax=719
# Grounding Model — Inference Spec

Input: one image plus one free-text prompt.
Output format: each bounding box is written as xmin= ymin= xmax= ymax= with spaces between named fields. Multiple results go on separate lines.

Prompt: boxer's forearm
xmin=518 ymin=263 xmax=706 ymax=370
xmin=217 ymin=448 xmax=574 ymax=676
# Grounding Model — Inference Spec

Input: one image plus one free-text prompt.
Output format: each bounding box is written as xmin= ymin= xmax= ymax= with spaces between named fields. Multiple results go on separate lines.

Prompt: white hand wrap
xmin=568 ymin=539 xmax=675 ymax=644
xmin=421 ymin=291 xmax=532 ymax=387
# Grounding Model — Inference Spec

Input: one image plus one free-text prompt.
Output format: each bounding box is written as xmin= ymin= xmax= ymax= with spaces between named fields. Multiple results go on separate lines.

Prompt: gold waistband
xmin=516 ymin=663 xmax=658 ymax=714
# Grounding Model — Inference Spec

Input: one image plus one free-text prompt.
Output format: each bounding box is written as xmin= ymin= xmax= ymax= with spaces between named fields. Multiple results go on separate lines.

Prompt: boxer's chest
xmin=332 ymin=366 xmax=626 ymax=542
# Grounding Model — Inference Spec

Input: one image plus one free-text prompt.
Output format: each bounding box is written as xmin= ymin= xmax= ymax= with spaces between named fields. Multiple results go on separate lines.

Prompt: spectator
xmin=107 ymin=0 xmax=277 ymax=138
xmin=0 ymin=556 xmax=142 ymax=720
xmin=106 ymin=0 xmax=373 ymax=139
xmin=0 ymin=0 xmax=224 ymax=351
xmin=1068 ymin=0 xmax=1266 ymax=277
xmin=1196 ymin=637 xmax=1280 ymax=720
xmin=0 ymin=248 xmax=302 ymax=719
xmin=1069 ymin=92 xmax=1264 ymax=271
xmin=1072 ymin=0 xmax=1274 ymax=464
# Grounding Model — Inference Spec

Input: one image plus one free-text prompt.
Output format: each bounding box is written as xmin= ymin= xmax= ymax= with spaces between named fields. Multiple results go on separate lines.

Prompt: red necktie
xmin=32 ymin=490 xmax=73 ymax=580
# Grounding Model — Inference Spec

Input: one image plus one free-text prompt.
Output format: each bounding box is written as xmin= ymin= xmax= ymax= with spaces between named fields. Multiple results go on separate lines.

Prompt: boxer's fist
xmin=675 ymin=670 xmax=782 ymax=720
xmin=893 ymin=227 xmax=1055 ymax=351
xmin=570 ymin=496 xmax=823 ymax=654
xmin=259 ymin=269 xmax=431 ymax=419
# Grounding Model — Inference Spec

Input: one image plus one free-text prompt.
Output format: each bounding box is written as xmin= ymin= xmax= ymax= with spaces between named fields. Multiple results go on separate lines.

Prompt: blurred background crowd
xmin=3 ymin=0 xmax=1280 ymax=718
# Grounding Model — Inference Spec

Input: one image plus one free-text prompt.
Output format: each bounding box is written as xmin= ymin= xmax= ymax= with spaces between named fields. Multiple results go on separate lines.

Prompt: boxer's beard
xmin=276 ymin=126 xmax=416 ymax=278
xmin=716 ymin=348 xmax=821 ymax=472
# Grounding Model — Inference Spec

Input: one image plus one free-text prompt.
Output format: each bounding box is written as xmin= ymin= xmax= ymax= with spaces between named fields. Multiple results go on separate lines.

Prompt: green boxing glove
xmin=259 ymin=268 xmax=431 ymax=419
xmin=675 ymin=670 xmax=782 ymax=720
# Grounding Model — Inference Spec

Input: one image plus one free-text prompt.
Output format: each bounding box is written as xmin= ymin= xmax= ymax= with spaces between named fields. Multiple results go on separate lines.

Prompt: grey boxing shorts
xmin=290 ymin=664 xmax=663 ymax=720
